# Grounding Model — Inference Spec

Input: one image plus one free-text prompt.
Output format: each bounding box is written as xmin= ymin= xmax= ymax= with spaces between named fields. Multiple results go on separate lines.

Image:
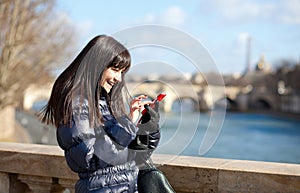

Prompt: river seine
xmin=25 ymin=102 xmax=300 ymax=164
xmin=157 ymin=111 xmax=300 ymax=164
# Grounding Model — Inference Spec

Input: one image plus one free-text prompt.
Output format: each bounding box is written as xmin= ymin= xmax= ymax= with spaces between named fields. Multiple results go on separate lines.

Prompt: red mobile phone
xmin=141 ymin=93 xmax=166 ymax=115
xmin=154 ymin=93 xmax=167 ymax=102
xmin=137 ymin=93 xmax=166 ymax=125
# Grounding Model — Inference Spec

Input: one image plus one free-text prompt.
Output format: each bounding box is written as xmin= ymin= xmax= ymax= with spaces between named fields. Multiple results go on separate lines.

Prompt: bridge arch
xmin=23 ymin=84 xmax=52 ymax=111
xmin=250 ymin=98 xmax=272 ymax=109
xmin=225 ymin=97 xmax=238 ymax=110
xmin=171 ymin=97 xmax=199 ymax=112
xmin=126 ymin=81 xmax=200 ymax=113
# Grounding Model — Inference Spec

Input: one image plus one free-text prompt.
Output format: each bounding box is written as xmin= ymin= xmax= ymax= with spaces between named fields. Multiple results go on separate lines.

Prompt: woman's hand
xmin=130 ymin=95 xmax=154 ymax=123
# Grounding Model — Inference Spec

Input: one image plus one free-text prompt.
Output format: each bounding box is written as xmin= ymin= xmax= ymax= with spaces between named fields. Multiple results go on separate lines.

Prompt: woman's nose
xmin=115 ymin=71 xmax=122 ymax=82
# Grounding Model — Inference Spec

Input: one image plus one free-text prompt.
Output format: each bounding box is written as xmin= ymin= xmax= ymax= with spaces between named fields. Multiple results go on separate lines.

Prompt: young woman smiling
xmin=41 ymin=35 xmax=161 ymax=193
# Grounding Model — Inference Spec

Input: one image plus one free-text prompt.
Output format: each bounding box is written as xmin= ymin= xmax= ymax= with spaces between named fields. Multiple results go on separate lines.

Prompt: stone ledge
xmin=151 ymin=152 xmax=300 ymax=192
xmin=1 ymin=142 xmax=300 ymax=193
xmin=152 ymin=153 xmax=300 ymax=176
xmin=0 ymin=142 xmax=77 ymax=180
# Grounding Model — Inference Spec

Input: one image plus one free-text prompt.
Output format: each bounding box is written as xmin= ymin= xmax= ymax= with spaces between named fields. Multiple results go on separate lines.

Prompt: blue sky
xmin=56 ymin=0 xmax=300 ymax=75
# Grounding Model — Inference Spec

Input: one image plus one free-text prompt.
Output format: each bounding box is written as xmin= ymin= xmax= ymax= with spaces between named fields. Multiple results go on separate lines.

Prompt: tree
xmin=0 ymin=0 xmax=76 ymax=141
xmin=0 ymin=0 xmax=76 ymax=109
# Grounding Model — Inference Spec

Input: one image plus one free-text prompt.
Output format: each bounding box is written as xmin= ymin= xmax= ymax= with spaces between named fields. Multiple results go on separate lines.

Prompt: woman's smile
xmin=101 ymin=67 xmax=124 ymax=93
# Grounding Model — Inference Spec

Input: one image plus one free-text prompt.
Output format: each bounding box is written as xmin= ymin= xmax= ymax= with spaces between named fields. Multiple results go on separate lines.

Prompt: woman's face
xmin=100 ymin=67 xmax=125 ymax=93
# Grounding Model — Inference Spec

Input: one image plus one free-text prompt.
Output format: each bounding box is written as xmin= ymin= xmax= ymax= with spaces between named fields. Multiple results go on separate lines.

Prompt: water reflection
xmin=158 ymin=111 xmax=300 ymax=164
xmin=24 ymin=99 xmax=300 ymax=164
xmin=172 ymin=98 xmax=197 ymax=112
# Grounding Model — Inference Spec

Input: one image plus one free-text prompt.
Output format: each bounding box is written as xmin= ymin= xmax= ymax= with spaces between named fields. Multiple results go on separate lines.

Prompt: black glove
xmin=137 ymin=102 xmax=160 ymax=135
xmin=128 ymin=102 xmax=160 ymax=164
xmin=129 ymin=131 xmax=161 ymax=165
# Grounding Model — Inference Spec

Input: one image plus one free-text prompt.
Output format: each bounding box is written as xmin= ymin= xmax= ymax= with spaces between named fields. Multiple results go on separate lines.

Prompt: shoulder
xmin=72 ymin=96 xmax=89 ymax=109
xmin=72 ymin=97 xmax=90 ymax=118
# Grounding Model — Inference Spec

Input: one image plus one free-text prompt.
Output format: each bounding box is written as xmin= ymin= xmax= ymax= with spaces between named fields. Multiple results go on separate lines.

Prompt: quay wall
xmin=0 ymin=142 xmax=299 ymax=193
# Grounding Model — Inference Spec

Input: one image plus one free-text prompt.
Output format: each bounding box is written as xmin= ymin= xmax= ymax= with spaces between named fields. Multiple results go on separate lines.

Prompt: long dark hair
xmin=41 ymin=35 xmax=131 ymax=128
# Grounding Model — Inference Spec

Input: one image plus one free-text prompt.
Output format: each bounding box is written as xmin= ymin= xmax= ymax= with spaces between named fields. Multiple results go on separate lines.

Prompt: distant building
xmin=255 ymin=54 xmax=272 ymax=73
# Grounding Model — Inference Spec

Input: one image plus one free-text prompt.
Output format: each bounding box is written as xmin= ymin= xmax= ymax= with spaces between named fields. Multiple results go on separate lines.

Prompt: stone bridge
xmin=126 ymin=81 xmax=227 ymax=112
xmin=24 ymin=79 xmax=286 ymax=113
xmin=23 ymin=84 xmax=53 ymax=111
xmin=23 ymin=81 xmax=239 ymax=112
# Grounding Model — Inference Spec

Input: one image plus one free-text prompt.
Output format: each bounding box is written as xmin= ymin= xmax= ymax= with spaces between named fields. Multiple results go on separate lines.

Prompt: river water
xmin=156 ymin=111 xmax=300 ymax=164
xmin=25 ymin=102 xmax=300 ymax=164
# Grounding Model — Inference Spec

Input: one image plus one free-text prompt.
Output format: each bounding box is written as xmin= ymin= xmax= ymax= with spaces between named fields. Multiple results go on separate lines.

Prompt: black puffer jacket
xmin=57 ymin=93 xmax=160 ymax=193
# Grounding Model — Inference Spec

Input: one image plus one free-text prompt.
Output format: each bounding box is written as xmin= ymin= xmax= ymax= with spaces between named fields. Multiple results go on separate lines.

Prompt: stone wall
xmin=157 ymin=155 xmax=300 ymax=193
xmin=0 ymin=107 xmax=15 ymax=140
xmin=0 ymin=142 xmax=300 ymax=193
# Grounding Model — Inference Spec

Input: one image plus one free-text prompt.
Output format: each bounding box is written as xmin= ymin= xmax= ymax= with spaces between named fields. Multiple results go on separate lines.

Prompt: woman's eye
xmin=112 ymin=67 xmax=125 ymax=73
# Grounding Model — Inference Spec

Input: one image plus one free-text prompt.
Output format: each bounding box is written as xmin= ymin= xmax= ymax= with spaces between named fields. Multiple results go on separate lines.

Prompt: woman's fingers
xmin=130 ymin=95 xmax=147 ymax=110
xmin=142 ymin=100 xmax=154 ymax=107
xmin=130 ymin=95 xmax=148 ymax=122
xmin=132 ymin=95 xmax=148 ymax=106
xmin=131 ymin=94 xmax=158 ymax=112
xmin=134 ymin=95 xmax=147 ymax=101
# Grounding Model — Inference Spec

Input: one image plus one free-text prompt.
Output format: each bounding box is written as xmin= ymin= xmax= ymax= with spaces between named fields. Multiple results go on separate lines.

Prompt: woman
xmin=41 ymin=35 xmax=161 ymax=193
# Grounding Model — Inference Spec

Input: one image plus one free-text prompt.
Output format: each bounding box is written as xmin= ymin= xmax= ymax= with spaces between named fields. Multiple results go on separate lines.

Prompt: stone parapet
xmin=0 ymin=142 xmax=299 ymax=193
xmin=156 ymin=154 xmax=300 ymax=193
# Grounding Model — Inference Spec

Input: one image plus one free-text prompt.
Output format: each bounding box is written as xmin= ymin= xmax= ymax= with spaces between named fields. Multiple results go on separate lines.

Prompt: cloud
xmin=278 ymin=0 xmax=300 ymax=24
xmin=137 ymin=6 xmax=187 ymax=26
xmin=75 ymin=20 xmax=94 ymax=37
xmin=143 ymin=13 xmax=156 ymax=23
xmin=210 ymin=0 xmax=300 ymax=24
xmin=162 ymin=6 xmax=187 ymax=26
xmin=56 ymin=11 xmax=93 ymax=38
xmin=210 ymin=0 xmax=274 ymax=22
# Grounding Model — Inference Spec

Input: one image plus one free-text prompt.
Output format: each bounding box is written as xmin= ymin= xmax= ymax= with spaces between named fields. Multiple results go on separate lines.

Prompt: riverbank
xmin=241 ymin=109 xmax=300 ymax=121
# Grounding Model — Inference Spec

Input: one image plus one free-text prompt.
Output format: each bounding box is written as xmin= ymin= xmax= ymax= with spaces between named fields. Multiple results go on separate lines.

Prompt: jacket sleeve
xmin=56 ymin=110 xmax=97 ymax=172
xmin=103 ymin=115 xmax=138 ymax=147
xmin=56 ymin=98 xmax=136 ymax=172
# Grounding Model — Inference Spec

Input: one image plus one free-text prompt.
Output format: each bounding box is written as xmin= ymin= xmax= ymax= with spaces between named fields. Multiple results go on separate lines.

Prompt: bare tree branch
xmin=0 ymin=0 xmax=76 ymax=109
